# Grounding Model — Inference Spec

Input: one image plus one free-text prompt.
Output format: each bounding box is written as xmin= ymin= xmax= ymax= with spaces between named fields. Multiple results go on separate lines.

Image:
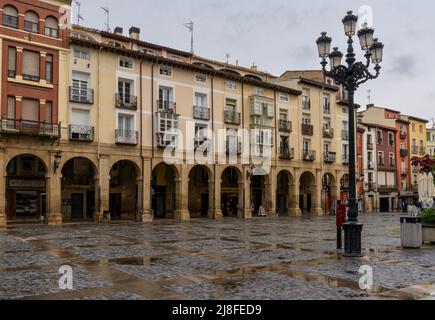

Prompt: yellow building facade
xmin=408 ymin=116 xmax=429 ymax=189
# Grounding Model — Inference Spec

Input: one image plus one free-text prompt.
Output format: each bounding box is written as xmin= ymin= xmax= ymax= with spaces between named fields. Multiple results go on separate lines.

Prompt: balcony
xmin=378 ymin=185 xmax=397 ymax=193
xmin=301 ymin=123 xmax=314 ymax=136
xmin=400 ymin=149 xmax=408 ymax=158
xmin=69 ymin=86 xmax=94 ymax=104
xmin=279 ymin=147 xmax=294 ymax=160
xmin=323 ymin=127 xmax=334 ymax=139
xmin=367 ymin=142 xmax=374 ymax=150
xmin=302 ymin=150 xmax=316 ymax=161
xmin=156 ymin=133 xmax=178 ymax=148
xmin=302 ymin=98 xmax=311 ymax=110
xmin=69 ymin=125 xmax=94 ymax=142
xmin=400 ymin=131 xmax=407 ymax=139
xmin=342 ymin=155 xmax=349 ymax=164
xmin=419 ymin=147 xmax=426 ymax=155
xmin=367 ymin=182 xmax=377 ymax=192
xmin=368 ymin=161 xmax=375 ymax=170
xmin=412 ymin=146 xmax=419 ymax=154
xmin=157 ymin=100 xmax=176 ymax=114
xmin=116 ymin=94 xmax=137 ymax=110
xmin=278 ymin=120 xmax=292 ymax=133
xmin=193 ymin=106 xmax=210 ymax=120
xmin=0 ymin=118 xmax=60 ymax=138
xmin=115 ymin=129 xmax=138 ymax=145
xmin=342 ymin=130 xmax=350 ymax=140
xmin=324 ymin=151 xmax=336 ymax=163
xmin=224 ymin=108 xmax=241 ymax=125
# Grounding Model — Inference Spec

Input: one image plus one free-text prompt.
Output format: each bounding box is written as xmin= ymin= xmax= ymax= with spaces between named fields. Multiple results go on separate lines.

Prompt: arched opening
xmin=299 ymin=172 xmax=316 ymax=214
xmin=61 ymin=157 xmax=96 ymax=221
xmin=188 ymin=165 xmax=210 ymax=218
xmin=221 ymin=167 xmax=242 ymax=217
xmin=322 ymin=173 xmax=336 ymax=215
xmin=276 ymin=170 xmax=293 ymax=215
xmin=109 ymin=160 xmax=139 ymax=220
xmin=152 ymin=163 xmax=177 ymax=219
xmin=3 ymin=5 xmax=18 ymax=28
xmin=24 ymin=11 xmax=39 ymax=33
xmin=6 ymin=155 xmax=47 ymax=221
xmin=340 ymin=174 xmax=349 ymax=202
xmin=44 ymin=16 xmax=59 ymax=38
xmin=251 ymin=173 xmax=269 ymax=216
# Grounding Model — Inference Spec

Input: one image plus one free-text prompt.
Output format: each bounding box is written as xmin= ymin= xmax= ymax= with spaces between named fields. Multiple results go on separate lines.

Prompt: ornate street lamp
xmin=316 ymin=10 xmax=384 ymax=257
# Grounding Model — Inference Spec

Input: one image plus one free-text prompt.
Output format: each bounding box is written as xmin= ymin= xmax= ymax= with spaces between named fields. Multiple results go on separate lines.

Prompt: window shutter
xmin=45 ymin=102 xmax=52 ymax=123
xmin=8 ymin=47 xmax=16 ymax=72
xmin=23 ymin=51 xmax=40 ymax=77
xmin=21 ymin=99 xmax=39 ymax=121
xmin=267 ymin=103 xmax=273 ymax=117
xmin=7 ymin=97 xmax=15 ymax=119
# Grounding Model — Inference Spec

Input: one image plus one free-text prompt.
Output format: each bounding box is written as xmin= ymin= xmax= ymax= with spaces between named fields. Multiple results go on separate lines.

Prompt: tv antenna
xmin=183 ymin=20 xmax=194 ymax=54
xmin=101 ymin=7 xmax=111 ymax=32
xmin=73 ymin=0 xmax=84 ymax=25
xmin=225 ymin=53 xmax=230 ymax=64
xmin=367 ymin=89 xmax=372 ymax=104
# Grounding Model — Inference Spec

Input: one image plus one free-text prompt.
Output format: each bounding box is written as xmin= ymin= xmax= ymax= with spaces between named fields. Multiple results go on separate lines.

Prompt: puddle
xmin=108 ymin=256 xmax=160 ymax=266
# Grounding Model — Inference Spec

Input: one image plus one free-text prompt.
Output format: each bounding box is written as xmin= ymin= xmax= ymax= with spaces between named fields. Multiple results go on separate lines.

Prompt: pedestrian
xmin=258 ymin=205 xmax=266 ymax=217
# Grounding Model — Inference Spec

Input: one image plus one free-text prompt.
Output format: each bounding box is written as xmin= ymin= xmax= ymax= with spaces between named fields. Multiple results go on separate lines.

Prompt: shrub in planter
xmin=418 ymin=208 xmax=435 ymax=244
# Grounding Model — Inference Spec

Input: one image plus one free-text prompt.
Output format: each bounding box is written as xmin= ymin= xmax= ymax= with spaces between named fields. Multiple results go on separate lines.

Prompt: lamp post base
xmin=343 ymin=221 xmax=363 ymax=257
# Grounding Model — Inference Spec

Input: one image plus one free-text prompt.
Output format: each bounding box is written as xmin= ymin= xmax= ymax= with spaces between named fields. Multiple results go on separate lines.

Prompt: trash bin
xmin=400 ymin=217 xmax=422 ymax=249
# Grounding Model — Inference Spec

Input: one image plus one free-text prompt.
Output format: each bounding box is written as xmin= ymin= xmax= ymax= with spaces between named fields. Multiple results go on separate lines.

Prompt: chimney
xmin=129 ymin=26 xmax=140 ymax=40
xmin=114 ymin=27 xmax=123 ymax=36
xmin=367 ymin=103 xmax=374 ymax=109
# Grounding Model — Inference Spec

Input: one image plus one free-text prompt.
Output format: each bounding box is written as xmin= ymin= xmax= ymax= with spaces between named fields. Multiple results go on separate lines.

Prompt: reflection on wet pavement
xmin=0 ymin=213 xmax=434 ymax=300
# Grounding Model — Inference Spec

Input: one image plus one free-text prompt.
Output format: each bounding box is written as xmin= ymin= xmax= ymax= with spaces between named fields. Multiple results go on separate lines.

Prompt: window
xmin=119 ymin=57 xmax=133 ymax=69
xmin=73 ymin=49 xmax=90 ymax=60
xmin=45 ymin=102 xmax=52 ymax=123
xmin=118 ymin=79 xmax=133 ymax=101
xmin=22 ymin=50 xmax=40 ymax=81
xmin=279 ymin=93 xmax=289 ymax=102
xmin=389 ymin=153 xmax=395 ymax=166
xmin=159 ymin=86 xmax=173 ymax=103
xmin=160 ymin=66 xmax=172 ymax=76
xmin=412 ymin=123 xmax=415 ymax=132
xmin=342 ymin=144 xmax=349 ymax=159
xmin=71 ymin=77 xmax=90 ymax=102
xmin=195 ymin=73 xmax=206 ymax=83
xmin=118 ymin=113 xmax=134 ymax=131
xmin=7 ymin=97 xmax=15 ymax=120
xmin=302 ymin=90 xmax=310 ymax=109
xmin=377 ymin=130 xmax=383 ymax=145
xmin=226 ymin=81 xmax=237 ymax=90
xmin=194 ymin=93 xmax=207 ymax=107
xmin=157 ymin=112 xmax=179 ymax=133
xmin=46 ymin=55 xmax=53 ymax=83
xmin=24 ymin=11 xmax=39 ymax=33
xmin=302 ymin=114 xmax=311 ymax=124
xmin=324 ymin=143 xmax=330 ymax=153
xmin=279 ymin=109 xmax=288 ymax=121
xmin=21 ymin=99 xmax=39 ymax=122
xmin=303 ymin=139 xmax=310 ymax=152
xmin=378 ymin=151 xmax=384 ymax=165
xmin=254 ymin=87 xmax=264 ymax=96
xmin=388 ymin=133 xmax=394 ymax=146
xmin=412 ymin=139 xmax=416 ymax=147
xmin=71 ymin=108 xmax=90 ymax=126
xmin=368 ymin=172 xmax=373 ymax=183
xmin=194 ymin=124 xmax=207 ymax=140
xmin=419 ymin=125 xmax=423 ymax=133
xmin=45 ymin=16 xmax=58 ymax=38
xmin=8 ymin=47 xmax=16 ymax=77
xmin=367 ymin=134 xmax=372 ymax=144
xmin=323 ymin=95 xmax=330 ymax=114
xmin=323 ymin=117 xmax=331 ymax=129
xmin=3 ymin=5 xmax=18 ymax=28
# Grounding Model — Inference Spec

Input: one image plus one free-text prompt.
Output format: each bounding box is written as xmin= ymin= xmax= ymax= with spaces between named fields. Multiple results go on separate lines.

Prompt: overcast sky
xmin=74 ymin=0 xmax=435 ymax=124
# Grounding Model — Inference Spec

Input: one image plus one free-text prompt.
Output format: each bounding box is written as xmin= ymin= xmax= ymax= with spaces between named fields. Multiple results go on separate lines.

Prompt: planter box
xmin=422 ymin=224 xmax=435 ymax=244
xmin=400 ymin=217 xmax=422 ymax=249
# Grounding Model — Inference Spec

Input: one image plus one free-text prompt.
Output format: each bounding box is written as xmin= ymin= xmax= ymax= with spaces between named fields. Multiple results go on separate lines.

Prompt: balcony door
xmin=118 ymin=114 xmax=134 ymax=134
xmin=71 ymin=109 xmax=90 ymax=126
xmin=118 ymin=79 xmax=133 ymax=103
xmin=72 ymin=79 xmax=89 ymax=102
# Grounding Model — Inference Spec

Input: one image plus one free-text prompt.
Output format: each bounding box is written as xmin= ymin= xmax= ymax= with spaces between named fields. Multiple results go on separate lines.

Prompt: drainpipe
xmin=97 ymin=46 xmax=103 ymax=215
xmin=241 ymin=82 xmax=246 ymax=211
xmin=139 ymin=58 xmax=145 ymax=219
xmin=211 ymin=76 xmax=215 ymax=214
xmin=150 ymin=61 xmax=156 ymax=213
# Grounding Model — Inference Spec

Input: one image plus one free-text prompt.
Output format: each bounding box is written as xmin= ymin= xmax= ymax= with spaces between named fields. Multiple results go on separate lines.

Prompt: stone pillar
xmin=16 ymin=47 xmax=23 ymax=77
xmin=15 ymin=96 xmax=22 ymax=120
xmin=39 ymin=99 xmax=46 ymax=123
xmin=239 ymin=169 xmax=252 ymax=219
xmin=98 ymin=156 xmax=110 ymax=221
xmin=291 ymin=169 xmax=302 ymax=217
xmin=265 ymin=170 xmax=277 ymax=217
xmin=46 ymin=153 xmax=62 ymax=225
xmin=0 ymin=149 xmax=6 ymax=228
xmin=139 ymin=159 xmax=153 ymax=222
xmin=39 ymin=52 xmax=47 ymax=82
xmin=208 ymin=177 xmax=223 ymax=220
xmin=175 ymin=166 xmax=190 ymax=221
xmin=311 ymin=170 xmax=323 ymax=216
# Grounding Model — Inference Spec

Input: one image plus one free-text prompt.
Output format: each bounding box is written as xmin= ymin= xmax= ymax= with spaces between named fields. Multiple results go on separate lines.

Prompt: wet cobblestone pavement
xmin=1 ymin=213 xmax=434 ymax=300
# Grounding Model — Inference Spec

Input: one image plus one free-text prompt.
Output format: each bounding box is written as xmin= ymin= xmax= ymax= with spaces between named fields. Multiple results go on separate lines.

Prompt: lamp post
xmin=316 ymin=11 xmax=384 ymax=257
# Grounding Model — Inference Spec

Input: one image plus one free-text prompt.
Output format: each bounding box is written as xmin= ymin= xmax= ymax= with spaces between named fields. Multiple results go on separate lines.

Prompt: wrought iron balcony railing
xmin=157 ymin=100 xmax=176 ymax=114
xmin=69 ymin=125 xmax=94 ymax=142
xmin=324 ymin=151 xmax=336 ymax=163
xmin=278 ymin=120 xmax=292 ymax=132
xmin=323 ymin=127 xmax=334 ymax=139
xmin=69 ymin=86 xmax=94 ymax=104
xmin=115 ymin=129 xmax=138 ymax=145
xmin=303 ymin=150 xmax=316 ymax=161
xmin=301 ymin=123 xmax=314 ymax=136
xmin=156 ymin=133 xmax=178 ymax=148
xmin=193 ymin=105 xmax=210 ymax=120
xmin=224 ymin=108 xmax=241 ymax=125
xmin=0 ymin=118 xmax=60 ymax=138
xmin=116 ymin=93 xmax=137 ymax=110
xmin=279 ymin=147 xmax=294 ymax=160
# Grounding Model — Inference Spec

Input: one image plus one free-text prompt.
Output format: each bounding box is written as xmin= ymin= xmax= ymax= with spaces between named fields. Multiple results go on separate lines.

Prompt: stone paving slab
xmin=0 ymin=251 xmax=62 ymax=269
xmin=73 ymin=244 xmax=171 ymax=261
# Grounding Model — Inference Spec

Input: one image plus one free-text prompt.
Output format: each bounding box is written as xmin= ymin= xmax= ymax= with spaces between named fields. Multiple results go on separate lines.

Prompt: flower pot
xmin=400 ymin=217 xmax=422 ymax=249
xmin=422 ymin=224 xmax=435 ymax=244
